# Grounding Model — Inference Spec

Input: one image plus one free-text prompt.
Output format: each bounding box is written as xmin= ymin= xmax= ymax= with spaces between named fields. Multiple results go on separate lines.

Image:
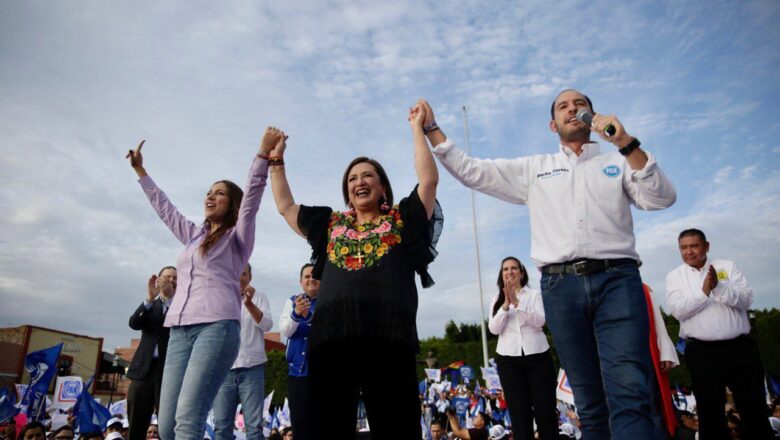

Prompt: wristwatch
xmin=423 ymin=121 xmax=440 ymax=135
xmin=618 ymin=138 xmax=641 ymax=156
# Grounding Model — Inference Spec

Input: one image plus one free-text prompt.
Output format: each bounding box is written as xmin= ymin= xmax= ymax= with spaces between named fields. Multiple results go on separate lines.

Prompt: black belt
xmin=541 ymin=258 xmax=637 ymax=276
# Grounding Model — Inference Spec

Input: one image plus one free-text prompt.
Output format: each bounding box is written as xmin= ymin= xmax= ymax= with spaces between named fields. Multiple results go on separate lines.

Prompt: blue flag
xmin=0 ymin=387 xmax=19 ymax=424
xmin=76 ymin=383 xmax=111 ymax=433
xmin=22 ymin=343 xmax=63 ymax=421
xmin=769 ymin=375 xmax=780 ymax=398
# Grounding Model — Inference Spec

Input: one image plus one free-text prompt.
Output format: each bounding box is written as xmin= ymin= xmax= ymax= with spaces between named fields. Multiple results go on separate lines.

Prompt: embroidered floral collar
xmin=326 ymin=207 xmax=403 ymax=270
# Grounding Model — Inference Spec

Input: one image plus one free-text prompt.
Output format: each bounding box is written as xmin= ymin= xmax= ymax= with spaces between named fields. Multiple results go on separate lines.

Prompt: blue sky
xmin=1 ymin=0 xmax=779 ymax=351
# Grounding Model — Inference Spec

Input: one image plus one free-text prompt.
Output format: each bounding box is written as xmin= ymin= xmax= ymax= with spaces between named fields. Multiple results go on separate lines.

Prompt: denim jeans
xmin=212 ymin=364 xmax=266 ymax=440
xmin=540 ymin=262 xmax=658 ymax=439
xmin=158 ymin=320 xmax=240 ymax=440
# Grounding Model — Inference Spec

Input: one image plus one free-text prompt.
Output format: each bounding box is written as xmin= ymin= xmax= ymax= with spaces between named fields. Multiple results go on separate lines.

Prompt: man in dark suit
xmin=126 ymin=266 xmax=176 ymax=440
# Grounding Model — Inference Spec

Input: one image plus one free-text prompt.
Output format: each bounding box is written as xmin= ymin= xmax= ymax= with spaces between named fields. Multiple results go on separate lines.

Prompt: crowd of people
xmin=3 ymin=90 xmax=779 ymax=439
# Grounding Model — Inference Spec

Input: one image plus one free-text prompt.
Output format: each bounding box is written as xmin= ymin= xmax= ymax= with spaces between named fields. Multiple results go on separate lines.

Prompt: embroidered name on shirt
xmin=602 ymin=165 xmax=621 ymax=178
xmin=536 ymin=168 xmax=570 ymax=179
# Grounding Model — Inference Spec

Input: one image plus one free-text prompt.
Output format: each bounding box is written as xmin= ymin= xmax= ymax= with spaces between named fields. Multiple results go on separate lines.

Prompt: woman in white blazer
xmin=488 ymin=257 xmax=557 ymax=440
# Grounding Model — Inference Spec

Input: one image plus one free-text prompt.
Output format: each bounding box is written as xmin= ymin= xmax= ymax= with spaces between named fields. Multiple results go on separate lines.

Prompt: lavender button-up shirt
xmin=139 ymin=157 xmax=269 ymax=327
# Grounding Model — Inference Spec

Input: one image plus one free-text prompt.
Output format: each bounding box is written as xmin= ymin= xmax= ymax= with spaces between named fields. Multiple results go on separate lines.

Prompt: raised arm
xmin=268 ymin=133 xmax=305 ymax=238
xmin=127 ymin=140 xmax=198 ymax=244
xmin=419 ymin=101 xmax=531 ymax=205
xmin=409 ymin=100 xmax=439 ymax=219
xmin=233 ymin=127 xmax=278 ymax=259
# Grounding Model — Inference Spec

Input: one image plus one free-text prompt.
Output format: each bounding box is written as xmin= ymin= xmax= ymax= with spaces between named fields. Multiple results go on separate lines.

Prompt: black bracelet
xmin=423 ymin=121 xmax=440 ymax=135
xmin=618 ymin=138 xmax=641 ymax=156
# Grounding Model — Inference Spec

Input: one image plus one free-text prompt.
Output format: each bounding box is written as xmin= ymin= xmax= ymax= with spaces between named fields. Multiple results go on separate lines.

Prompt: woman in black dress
xmin=269 ymin=100 xmax=442 ymax=439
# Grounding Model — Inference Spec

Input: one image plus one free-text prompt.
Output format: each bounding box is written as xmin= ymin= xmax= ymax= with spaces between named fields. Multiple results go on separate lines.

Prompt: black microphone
xmin=576 ymin=108 xmax=616 ymax=137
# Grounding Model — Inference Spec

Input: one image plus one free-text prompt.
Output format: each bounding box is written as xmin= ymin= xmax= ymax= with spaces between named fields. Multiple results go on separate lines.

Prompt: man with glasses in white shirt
xmin=666 ymin=228 xmax=773 ymax=439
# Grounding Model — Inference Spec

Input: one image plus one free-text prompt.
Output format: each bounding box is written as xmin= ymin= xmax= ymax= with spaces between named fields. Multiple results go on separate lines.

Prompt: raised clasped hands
xmin=702 ymin=264 xmax=719 ymax=295
xmin=502 ymin=283 xmax=519 ymax=310
xmin=408 ymin=100 xmax=426 ymax=130
xmin=260 ymin=126 xmax=287 ymax=156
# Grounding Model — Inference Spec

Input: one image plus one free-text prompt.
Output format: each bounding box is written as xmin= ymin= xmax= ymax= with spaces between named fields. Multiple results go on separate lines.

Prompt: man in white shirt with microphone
xmin=666 ymin=228 xmax=773 ymax=439
xmin=419 ymin=90 xmax=676 ymax=439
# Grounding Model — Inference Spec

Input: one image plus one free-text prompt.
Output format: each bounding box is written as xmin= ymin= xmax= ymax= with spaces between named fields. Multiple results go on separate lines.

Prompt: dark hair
xmin=678 ymin=228 xmax=707 ymax=243
xmin=158 ymin=266 xmax=176 ymax=277
xmin=78 ymin=432 xmax=104 ymax=440
xmin=243 ymin=263 xmax=252 ymax=275
xmin=430 ymin=420 xmax=443 ymax=429
xmin=201 ymin=180 xmax=244 ymax=255
xmin=550 ymin=89 xmax=594 ymax=119
xmin=19 ymin=422 xmax=45 ymax=439
xmin=300 ymin=263 xmax=314 ymax=279
xmin=492 ymin=257 xmax=529 ymax=316
xmin=341 ymin=157 xmax=393 ymax=210
xmin=55 ymin=426 xmax=74 ymax=434
xmin=280 ymin=427 xmax=293 ymax=435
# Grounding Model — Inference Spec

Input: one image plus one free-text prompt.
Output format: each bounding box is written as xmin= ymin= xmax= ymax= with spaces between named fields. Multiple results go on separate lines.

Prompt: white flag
xmin=556 ymin=369 xmax=575 ymax=405
xmin=424 ymin=369 xmax=441 ymax=382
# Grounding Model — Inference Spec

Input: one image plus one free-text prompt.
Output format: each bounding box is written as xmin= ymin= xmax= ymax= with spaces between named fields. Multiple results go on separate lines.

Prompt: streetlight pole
xmin=462 ymin=106 xmax=489 ymax=369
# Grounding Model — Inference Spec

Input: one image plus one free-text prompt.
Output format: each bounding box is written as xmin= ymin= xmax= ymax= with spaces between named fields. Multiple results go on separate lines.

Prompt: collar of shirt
xmin=685 ymin=258 xmax=708 ymax=274
xmin=560 ymin=141 xmax=600 ymax=162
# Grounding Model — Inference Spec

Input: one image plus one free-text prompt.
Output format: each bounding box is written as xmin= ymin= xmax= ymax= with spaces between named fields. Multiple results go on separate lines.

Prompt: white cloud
xmin=1 ymin=0 xmax=779 ymax=349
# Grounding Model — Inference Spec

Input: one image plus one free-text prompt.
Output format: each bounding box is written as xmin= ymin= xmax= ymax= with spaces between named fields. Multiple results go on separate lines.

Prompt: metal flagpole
xmin=462 ymin=105 xmax=489 ymax=368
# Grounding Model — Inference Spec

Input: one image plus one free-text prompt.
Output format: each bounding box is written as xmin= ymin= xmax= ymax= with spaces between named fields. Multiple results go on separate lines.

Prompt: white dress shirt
xmin=487 ymin=286 xmax=549 ymax=356
xmin=433 ymin=138 xmax=676 ymax=267
xmin=231 ymin=291 xmax=274 ymax=369
xmin=665 ymin=259 xmax=752 ymax=341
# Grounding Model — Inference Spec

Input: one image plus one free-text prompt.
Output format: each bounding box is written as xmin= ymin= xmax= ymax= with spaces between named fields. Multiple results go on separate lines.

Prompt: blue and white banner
xmin=480 ymin=367 xmax=502 ymax=390
xmin=424 ymin=368 xmax=441 ymax=382
xmin=451 ymin=397 xmax=469 ymax=418
xmin=53 ymin=376 xmax=83 ymax=409
xmin=22 ymin=343 xmax=63 ymax=420
xmin=108 ymin=399 xmax=127 ymax=416
xmin=460 ymin=365 xmax=474 ymax=380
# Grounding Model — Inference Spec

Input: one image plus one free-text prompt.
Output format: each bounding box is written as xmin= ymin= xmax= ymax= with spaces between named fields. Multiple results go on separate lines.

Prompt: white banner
xmin=53 ymin=376 xmax=83 ymax=409
xmin=109 ymin=399 xmax=127 ymax=416
xmin=480 ymin=367 xmax=502 ymax=390
xmin=424 ymin=369 xmax=441 ymax=382
xmin=556 ymin=369 xmax=575 ymax=405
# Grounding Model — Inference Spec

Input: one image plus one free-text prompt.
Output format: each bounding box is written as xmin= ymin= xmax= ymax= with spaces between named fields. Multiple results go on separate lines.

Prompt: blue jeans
xmin=158 ymin=320 xmax=240 ymax=440
xmin=540 ymin=262 xmax=658 ymax=440
xmin=212 ymin=364 xmax=266 ymax=440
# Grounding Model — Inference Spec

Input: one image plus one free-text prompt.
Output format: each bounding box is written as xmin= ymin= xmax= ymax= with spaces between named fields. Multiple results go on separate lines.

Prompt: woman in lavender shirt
xmin=125 ymin=127 xmax=285 ymax=440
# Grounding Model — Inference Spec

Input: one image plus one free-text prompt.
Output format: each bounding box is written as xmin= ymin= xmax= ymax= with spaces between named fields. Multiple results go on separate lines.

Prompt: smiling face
xmin=549 ymin=89 xmax=593 ymax=142
xmin=300 ymin=265 xmax=320 ymax=297
xmin=502 ymin=259 xmax=522 ymax=288
xmin=346 ymin=162 xmax=385 ymax=214
xmin=204 ymin=182 xmax=231 ymax=224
